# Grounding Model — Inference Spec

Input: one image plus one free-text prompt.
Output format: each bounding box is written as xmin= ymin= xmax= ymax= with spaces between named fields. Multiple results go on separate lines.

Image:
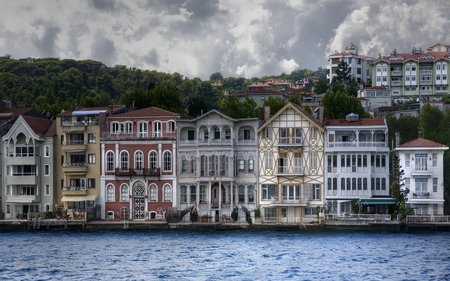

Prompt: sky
xmin=1 ymin=0 xmax=450 ymax=80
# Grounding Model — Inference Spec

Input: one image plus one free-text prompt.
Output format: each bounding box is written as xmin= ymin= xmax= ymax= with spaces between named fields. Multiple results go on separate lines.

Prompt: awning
xmin=6 ymin=198 xmax=34 ymax=203
xmin=360 ymin=198 xmax=396 ymax=205
xmin=326 ymin=198 xmax=358 ymax=201
xmin=61 ymin=195 xmax=97 ymax=202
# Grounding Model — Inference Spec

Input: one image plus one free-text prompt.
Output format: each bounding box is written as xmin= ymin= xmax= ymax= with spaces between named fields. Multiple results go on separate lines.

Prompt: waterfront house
xmin=324 ymin=114 xmax=393 ymax=216
xmin=100 ymin=107 xmax=188 ymax=220
xmin=2 ymin=115 xmax=55 ymax=220
xmin=55 ymin=105 xmax=127 ymax=220
xmin=177 ymin=110 xmax=258 ymax=222
xmin=395 ymin=138 xmax=448 ymax=215
xmin=257 ymin=102 xmax=325 ymax=224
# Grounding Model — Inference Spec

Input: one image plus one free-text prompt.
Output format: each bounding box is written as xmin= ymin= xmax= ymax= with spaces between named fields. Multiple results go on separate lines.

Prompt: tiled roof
xmin=110 ymin=107 xmax=180 ymax=118
xmin=397 ymin=137 xmax=448 ymax=148
xmin=327 ymin=118 xmax=386 ymax=126
xmin=376 ymin=51 xmax=450 ymax=62
xmin=22 ymin=115 xmax=54 ymax=137
xmin=236 ymin=90 xmax=282 ymax=94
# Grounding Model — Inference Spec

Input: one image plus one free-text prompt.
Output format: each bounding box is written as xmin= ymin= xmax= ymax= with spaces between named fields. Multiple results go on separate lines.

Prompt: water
xmin=1 ymin=230 xmax=450 ymax=281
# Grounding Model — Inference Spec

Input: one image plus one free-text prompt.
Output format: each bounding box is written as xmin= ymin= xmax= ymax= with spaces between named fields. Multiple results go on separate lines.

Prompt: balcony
xmin=6 ymin=194 xmax=41 ymax=203
xmin=237 ymin=138 xmax=256 ymax=146
xmin=410 ymin=165 xmax=433 ymax=176
xmin=275 ymin=166 xmax=305 ymax=176
xmin=270 ymin=196 xmax=309 ymax=206
xmin=62 ymin=122 xmax=87 ymax=133
xmin=276 ymin=137 xmax=302 ymax=146
xmin=411 ymin=192 xmax=430 ymax=199
xmin=328 ymin=141 xmax=387 ymax=149
xmin=62 ymin=140 xmax=87 ymax=152
xmin=62 ymin=162 xmax=87 ymax=174
xmin=391 ymin=70 xmax=403 ymax=76
xmin=102 ymin=131 xmax=176 ymax=140
xmin=391 ymin=80 xmax=402 ymax=85
xmin=62 ymin=186 xmax=88 ymax=195
xmin=115 ymin=168 xmax=160 ymax=177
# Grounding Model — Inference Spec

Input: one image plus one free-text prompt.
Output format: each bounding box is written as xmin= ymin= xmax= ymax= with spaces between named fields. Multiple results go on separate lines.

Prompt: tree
xmin=334 ymin=59 xmax=351 ymax=85
xmin=313 ymin=79 xmax=328 ymax=94
xmin=263 ymin=96 xmax=286 ymax=115
xmin=120 ymin=88 xmax=150 ymax=109
xmin=218 ymin=95 xmax=257 ymax=118
xmin=420 ymin=103 xmax=445 ymax=141
xmin=209 ymin=72 xmax=223 ymax=82
xmin=386 ymin=113 xmax=420 ymax=149
xmin=148 ymin=84 xmax=183 ymax=113
xmin=187 ymin=96 xmax=207 ymax=117
xmin=322 ymin=90 xmax=368 ymax=119
xmin=389 ymin=154 xmax=413 ymax=219
xmin=288 ymin=95 xmax=302 ymax=106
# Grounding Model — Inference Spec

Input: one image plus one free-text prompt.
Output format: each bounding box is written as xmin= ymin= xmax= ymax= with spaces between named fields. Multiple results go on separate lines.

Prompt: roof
xmin=397 ymin=137 xmax=448 ymax=149
xmin=235 ymin=90 xmax=283 ymax=95
xmin=326 ymin=118 xmax=386 ymax=127
xmin=109 ymin=107 xmax=180 ymax=118
xmin=375 ymin=51 xmax=450 ymax=63
xmin=22 ymin=115 xmax=54 ymax=137
xmin=58 ymin=106 xmax=126 ymax=117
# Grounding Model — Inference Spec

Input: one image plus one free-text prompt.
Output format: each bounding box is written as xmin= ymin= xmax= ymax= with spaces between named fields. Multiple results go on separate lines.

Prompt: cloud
xmin=91 ymin=33 xmax=116 ymax=66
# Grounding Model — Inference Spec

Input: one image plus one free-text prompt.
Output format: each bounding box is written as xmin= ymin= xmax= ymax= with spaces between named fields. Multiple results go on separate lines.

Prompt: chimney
xmin=264 ymin=106 xmax=270 ymax=121
xmin=258 ymin=107 xmax=264 ymax=120
xmin=69 ymin=102 xmax=75 ymax=111
xmin=108 ymin=105 xmax=113 ymax=116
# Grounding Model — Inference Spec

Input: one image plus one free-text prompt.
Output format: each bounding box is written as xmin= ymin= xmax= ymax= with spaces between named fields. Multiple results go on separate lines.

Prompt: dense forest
xmin=0 ymin=56 xmax=327 ymax=118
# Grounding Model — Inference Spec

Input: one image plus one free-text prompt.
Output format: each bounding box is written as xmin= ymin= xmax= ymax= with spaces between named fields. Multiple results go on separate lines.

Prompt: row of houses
xmin=1 ymin=101 xmax=447 ymax=224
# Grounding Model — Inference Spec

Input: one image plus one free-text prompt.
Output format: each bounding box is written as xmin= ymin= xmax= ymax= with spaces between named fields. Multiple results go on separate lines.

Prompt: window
xmin=264 ymin=207 xmax=276 ymax=221
xmin=200 ymin=185 xmax=206 ymax=203
xmin=238 ymin=185 xmax=245 ymax=203
xmin=214 ymin=127 xmax=220 ymax=139
xmin=238 ymin=155 xmax=245 ymax=173
xmin=243 ymin=129 xmax=251 ymax=140
xmin=265 ymin=152 xmax=272 ymax=169
xmin=45 ymin=184 xmax=50 ymax=196
xmin=433 ymin=204 xmax=438 ymax=215
xmin=163 ymin=184 xmax=172 ymax=201
xmin=444 ymin=74 xmax=447 ymax=80
xmin=180 ymin=185 xmax=187 ymax=203
xmin=415 ymin=178 xmax=428 ymax=193
xmin=210 ymin=155 xmax=218 ymax=176
xmin=149 ymin=184 xmax=157 ymax=201
xmin=415 ymin=153 xmax=427 ymax=171
xmin=310 ymin=127 xmax=317 ymax=139
xmin=265 ymin=128 xmax=272 ymax=139
xmin=120 ymin=185 xmax=129 ymax=202
xmin=248 ymin=156 xmax=254 ymax=173
xmin=225 ymin=129 xmax=231 ymax=139
xmin=44 ymin=164 xmax=50 ymax=176
xmin=188 ymin=130 xmax=195 ymax=140
xmin=163 ymin=151 xmax=172 ymax=172
xmin=248 ymin=185 xmax=254 ymax=203
xmin=437 ymin=74 xmax=441 ymax=80
xmin=44 ymin=145 xmax=50 ymax=157
xmin=310 ymin=151 xmax=317 ymax=168
xmin=200 ymin=155 xmax=207 ymax=177
xmin=134 ymin=151 xmax=143 ymax=170
xmin=190 ymin=185 xmax=197 ymax=202
xmin=138 ymin=122 xmax=148 ymax=138
xmin=433 ymin=178 xmax=438 ymax=192
xmin=88 ymin=154 xmax=96 ymax=164
xmin=106 ymin=151 xmax=115 ymax=172
xmin=88 ymin=178 xmax=95 ymax=188
xmin=106 ymin=184 xmax=115 ymax=202
xmin=221 ymin=155 xmax=228 ymax=176
xmin=149 ymin=151 xmax=158 ymax=170
xmin=167 ymin=121 xmax=175 ymax=133
xmin=433 ymin=153 xmax=437 ymax=167
xmin=203 ymin=129 xmax=209 ymax=140
xmin=262 ymin=184 xmax=275 ymax=200
xmin=405 ymin=153 xmax=410 ymax=167
xmin=312 ymin=184 xmax=320 ymax=200
xmin=120 ymin=151 xmax=129 ymax=170
xmin=437 ymin=64 xmax=441 ymax=71
xmin=153 ymin=121 xmax=162 ymax=137
xmin=88 ymin=133 xmax=96 ymax=143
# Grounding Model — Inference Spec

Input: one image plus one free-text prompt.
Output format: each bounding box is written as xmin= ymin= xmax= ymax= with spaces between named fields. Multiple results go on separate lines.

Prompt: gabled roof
xmin=189 ymin=109 xmax=236 ymax=122
xmin=3 ymin=115 xmax=54 ymax=140
xmin=397 ymin=137 xmax=448 ymax=149
xmin=257 ymin=102 xmax=323 ymax=132
xmin=326 ymin=118 xmax=386 ymax=127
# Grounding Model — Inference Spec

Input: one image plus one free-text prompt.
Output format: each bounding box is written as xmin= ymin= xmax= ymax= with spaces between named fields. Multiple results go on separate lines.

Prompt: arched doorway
xmin=211 ymin=183 xmax=226 ymax=208
xmin=132 ymin=181 xmax=146 ymax=219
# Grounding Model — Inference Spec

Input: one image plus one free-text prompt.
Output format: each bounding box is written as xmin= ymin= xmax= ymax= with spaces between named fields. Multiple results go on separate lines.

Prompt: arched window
xmin=120 ymin=151 xmax=129 ymax=170
xmin=124 ymin=121 xmax=133 ymax=134
xmin=149 ymin=151 xmax=158 ymax=170
xmin=106 ymin=184 xmax=115 ymax=202
xmin=106 ymin=151 xmax=115 ymax=172
xmin=163 ymin=184 xmax=172 ymax=202
xmin=134 ymin=151 xmax=143 ymax=170
xmin=120 ymin=184 xmax=129 ymax=201
xmin=163 ymin=151 xmax=172 ymax=172
xmin=149 ymin=184 xmax=157 ymax=202
xmin=138 ymin=121 xmax=148 ymax=138
xmin=167 ymin=121 xmax=175 ymax=134
xmin=190 ymin=185 xmax=197 ymax=202
xmin=111 ymin=122 xmax=120 ymax=134
xmin=180 ymin=185 xmax=187 ymax=203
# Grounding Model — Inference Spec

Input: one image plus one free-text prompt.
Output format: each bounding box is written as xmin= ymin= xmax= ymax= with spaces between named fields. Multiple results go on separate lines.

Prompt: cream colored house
xmin=257 ymin=103 xmax=325 ymax=224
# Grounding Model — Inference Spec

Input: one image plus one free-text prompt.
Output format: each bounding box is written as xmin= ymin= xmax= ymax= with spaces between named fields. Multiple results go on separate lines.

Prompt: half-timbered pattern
xmin=325 ymin=114 xmax=392 ymax=216
xmin=395 ymin=138 xmax=448 ymax=216
xmin=177 ymin=110 xmax=258 ymax=222
xmin=257 ymin=103 xmax=325 ymax=224
xmin=100 ymin=107 xmax=190 ymax=220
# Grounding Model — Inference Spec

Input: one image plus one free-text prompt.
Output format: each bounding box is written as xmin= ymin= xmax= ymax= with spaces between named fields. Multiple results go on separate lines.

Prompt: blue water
xmin=0 ymin=230 xmax=449 ymax=280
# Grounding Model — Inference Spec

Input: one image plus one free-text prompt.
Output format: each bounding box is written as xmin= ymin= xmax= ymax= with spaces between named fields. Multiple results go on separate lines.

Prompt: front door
xmin=212 ymin=184 xmax=219 ymax=208
xmin=133 ymin=181 xmax=146 ymax=219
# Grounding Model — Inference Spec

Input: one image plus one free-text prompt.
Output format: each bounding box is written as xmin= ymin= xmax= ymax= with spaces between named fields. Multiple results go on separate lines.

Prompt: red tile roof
xmin=397 ymin=137 xmax=448 ymax=148
xmin=376 ymin=51 xmax=450 ymax=62
xmin=110 ymin=107 xmax=180 ymax=118
xmin=22 ymin=115 xmax=54 ymax=137
xmin=326 ymin=118 xmax=386 ymax=126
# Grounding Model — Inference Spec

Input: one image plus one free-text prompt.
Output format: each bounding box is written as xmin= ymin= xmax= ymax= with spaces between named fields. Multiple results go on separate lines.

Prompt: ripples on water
xmin=1 ymin=230 xmax=450 ymax=280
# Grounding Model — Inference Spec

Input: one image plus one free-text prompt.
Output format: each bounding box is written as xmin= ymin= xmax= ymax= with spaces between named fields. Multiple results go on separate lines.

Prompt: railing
xmin=391 ymin=80 xmax=402 ymax=85
xmin=406 ymin=215 xmax=450 ymax=223
xmin=115 ymin=168 xmax=160 ymax=176
xmin=325 ymin=213 xmax=391 ymax=221
xmin=409 ymin=165 xmax=429 ymax=172
xmin=63 ymin=140 xmax=86 ymax=145
xmin=62 ymin=121 xmax=99 ymax=126
xmin=276 ymin=166 xmax=305 ymax=175
xmin=63 ymin=162 xmax=87 ymax=167
xmin=328 ymin=141 xmax=387 ymax=148
xmin=261 ymin=216 xmax=302 ymax=223
xmin=412 ymin=192 xmax=430 ymax=199
xmin=237 ymin=139 xmax=255 ymax=145
xmin=277 ymin=137 xmax=302 ymax=145
xmin=102 ymin=132 xmax=176 ymax=140
xmin=270 ymin=196 xmax=309 ymax=205
xmin=63 ymin=186 xmax=87 ymax=191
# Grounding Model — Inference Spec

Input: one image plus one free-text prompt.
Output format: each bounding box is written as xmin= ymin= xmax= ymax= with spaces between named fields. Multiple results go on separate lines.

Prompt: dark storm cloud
xmin=138 ymin=0 xmax=185 ymax=14
xmin=30 ymin=21 xmax=61 ymax=58
xmin=144 ymin=49 xmax=159 ymax=67
xmin=91 ymin=34 xmax=116 ymax=66
xmin=91 ymin=0 xmax=117 ymax=11
xmin=184 ymin=0 xmax=221 ymax=21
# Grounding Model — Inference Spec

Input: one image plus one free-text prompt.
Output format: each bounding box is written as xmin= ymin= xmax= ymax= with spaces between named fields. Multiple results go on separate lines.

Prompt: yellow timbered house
xmin=257 ymin=103 xmax=325 ymax=224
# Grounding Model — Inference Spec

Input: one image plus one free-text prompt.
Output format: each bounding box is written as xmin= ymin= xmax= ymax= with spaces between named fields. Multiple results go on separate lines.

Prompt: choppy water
xmin=1 ymin=230 xmax=449 ymax=280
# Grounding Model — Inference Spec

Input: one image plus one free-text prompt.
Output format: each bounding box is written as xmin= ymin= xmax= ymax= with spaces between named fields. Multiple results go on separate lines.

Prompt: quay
xmin=2 ymin=217 xmax=450 ymax=232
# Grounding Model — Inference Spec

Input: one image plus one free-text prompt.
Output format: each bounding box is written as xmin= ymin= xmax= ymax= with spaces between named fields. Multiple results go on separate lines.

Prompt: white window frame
xmin=120 ymin=151 xmax=129 ymax=170
xmin=149 ymin=184 xmax=158 ymax=202
xmin=163 ymin=151 xmax=172 ymax=172
xmin=44 ymin=164 xmax=50 ymax=176
xmin=134 ymin=151 xmax=143 ymax=170
xmin=106 ymin=151 xmax=115 ymax=172
xmin=163 ymin=184 xmax=172 ymax=202
xmin=45 ymin=184 xmax=50 ymax=196
xmin=44 ymin=145 xmax=50 ymax=157
xmin=120 ymin=184 xmax=129 ymax=202
xmin=106 ymin=184 xmax=115 ymax=202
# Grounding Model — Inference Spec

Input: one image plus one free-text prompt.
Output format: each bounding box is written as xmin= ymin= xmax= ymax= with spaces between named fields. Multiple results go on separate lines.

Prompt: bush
xmin=231 ymin=210 xmax=238 ymax=221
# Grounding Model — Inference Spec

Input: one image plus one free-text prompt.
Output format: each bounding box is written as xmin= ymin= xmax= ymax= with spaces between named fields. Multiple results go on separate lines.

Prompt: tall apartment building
xmin=371 ymin=43 xmax=450 ymax=100
xmin=55 ymin=105 xmax=126 ymax=219
xmin=327 ymin=43 xmax=374 ymax=84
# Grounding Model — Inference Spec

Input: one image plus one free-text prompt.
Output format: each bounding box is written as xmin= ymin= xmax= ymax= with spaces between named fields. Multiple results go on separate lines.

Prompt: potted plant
xmin=253 ymin=208 xmax=261 ymax=223
xmin=191 ymin=211 xmax=198 ymax=222
xmin=231 ymin=210 xmax=238 ymax=222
